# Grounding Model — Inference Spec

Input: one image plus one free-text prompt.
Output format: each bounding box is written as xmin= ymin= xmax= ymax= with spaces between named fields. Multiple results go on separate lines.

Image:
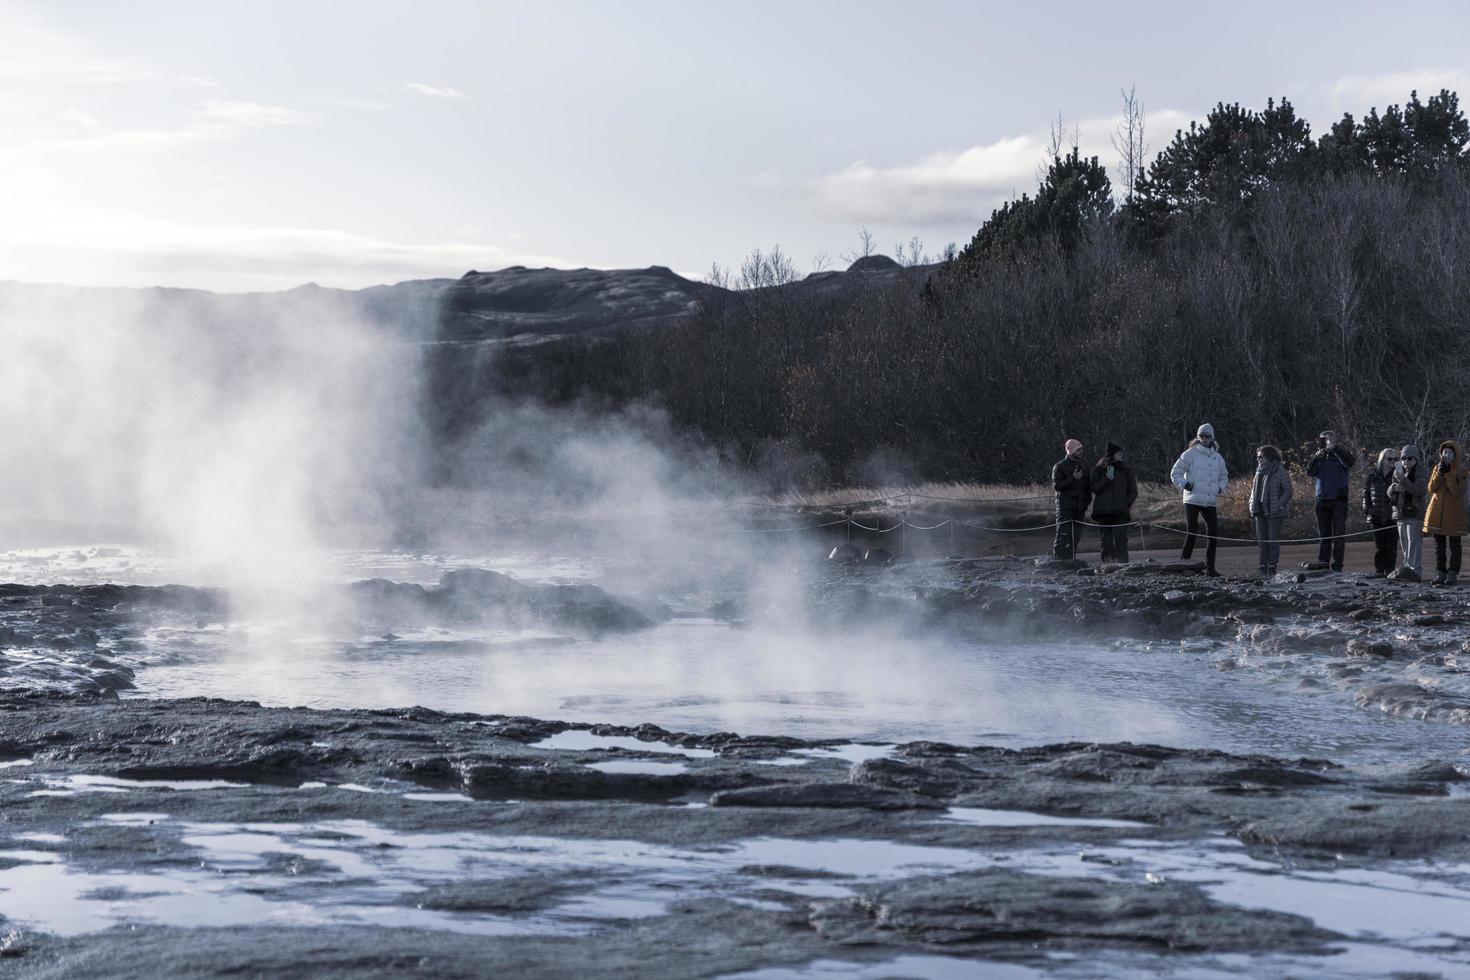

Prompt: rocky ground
xmin=2 ymin=556 xmax=1470 ymax=976
xmin=0 ymin=691 xmax=1466 ymax=978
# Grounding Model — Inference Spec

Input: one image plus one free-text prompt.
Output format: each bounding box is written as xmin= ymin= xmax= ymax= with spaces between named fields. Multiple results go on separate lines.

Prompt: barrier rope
xmin=743 ymin=512 xmax=1400 ymax=546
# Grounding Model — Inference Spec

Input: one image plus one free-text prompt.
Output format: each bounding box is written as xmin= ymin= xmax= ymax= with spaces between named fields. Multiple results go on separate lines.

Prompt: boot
xmin=1432 ymin=571 xmax=1448 ymax=587
xmin=1267 ymin=565 xmax=1277 ymax=575
xmin=1448 ymin=571 xmax=1460 ymax=588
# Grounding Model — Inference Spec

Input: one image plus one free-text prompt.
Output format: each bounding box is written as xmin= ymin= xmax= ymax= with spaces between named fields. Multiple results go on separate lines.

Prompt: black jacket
xmin=1362 ymin=469 xmax=1394 ymax=525
xmin=1090 ymin=460 xmax=1138 ymax=518
xmin=1052 ymin=456 xmax=1091 ymax=513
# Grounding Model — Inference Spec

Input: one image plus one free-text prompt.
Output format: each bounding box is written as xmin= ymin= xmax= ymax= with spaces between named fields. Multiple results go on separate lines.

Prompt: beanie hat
xmin=1105 ymin=442 xmax=1123 ymax=457
xmin=1196 ymin=423 xmax=1215 ymax=439
xmin=1401 ymin=444 xmax=1421 ymax=460
xmin=1064 ymin=438 xmax=1082 ymax=455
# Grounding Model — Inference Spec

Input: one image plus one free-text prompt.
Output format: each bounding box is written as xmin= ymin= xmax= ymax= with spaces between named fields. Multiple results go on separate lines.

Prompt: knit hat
xmin=1105 ymin=442 xmax=1123 ymax=457
xmin=1196 ymin=423 xmax=1215 ymax=439
xmin=1401 ymin=444 xmax=1421 ymax=460
xmin=1064 ymin=438 xmax=1083 ymax=455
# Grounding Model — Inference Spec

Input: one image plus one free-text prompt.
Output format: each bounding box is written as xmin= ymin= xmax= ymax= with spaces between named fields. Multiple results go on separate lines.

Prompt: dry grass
xmin=751 ymin=480 xmax=1178 ymax=513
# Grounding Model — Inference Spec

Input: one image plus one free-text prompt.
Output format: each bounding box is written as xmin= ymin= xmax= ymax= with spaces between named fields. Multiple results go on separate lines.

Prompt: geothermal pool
xmin=7 ymin=544 xmax=1466 ymax=766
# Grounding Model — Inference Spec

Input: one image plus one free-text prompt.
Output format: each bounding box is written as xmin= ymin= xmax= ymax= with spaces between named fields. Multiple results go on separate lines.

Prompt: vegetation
xmin=469 ymin=89 xmax=1470 ymax=491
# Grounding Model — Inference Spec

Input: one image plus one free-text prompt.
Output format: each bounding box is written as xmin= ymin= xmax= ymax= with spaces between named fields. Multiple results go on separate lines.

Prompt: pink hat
xmin=1064 ymin=439 xmax=1083 ymax=455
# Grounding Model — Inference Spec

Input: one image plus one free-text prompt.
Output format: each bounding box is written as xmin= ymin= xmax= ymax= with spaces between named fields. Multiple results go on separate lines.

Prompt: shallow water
xmin=128 ymin=615 xmax=1470 ymax=766
xmin=7 ymin=544 xmax=1470 ymax=765
xmin=3 ymin=804 xmax=1469 ymax=977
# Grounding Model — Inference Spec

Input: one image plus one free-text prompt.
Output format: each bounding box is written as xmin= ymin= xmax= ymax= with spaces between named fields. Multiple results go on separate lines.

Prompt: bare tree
xmin=1111 ymin=85 xmax=1148 ymax=201
xmin=896 ymin=236 xmax=928 ymax=267
xmin=810 ymin=249 xmax=832 ymax=273
xmin=1039 ymin=112 xmax=1081 ymax=180
xmin=841 ymin=226 xmax=878 ymax=266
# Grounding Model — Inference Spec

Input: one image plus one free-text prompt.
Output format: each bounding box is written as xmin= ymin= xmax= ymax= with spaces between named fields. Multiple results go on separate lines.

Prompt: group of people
xmin=1051 ymin=423 xmax=1470 ymax=585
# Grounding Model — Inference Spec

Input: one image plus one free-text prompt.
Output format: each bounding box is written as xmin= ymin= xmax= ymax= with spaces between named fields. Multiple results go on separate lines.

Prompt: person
xmin=1249 ymin=445 xmax=1292 ymax=576
xmin=1361 ymin=448 xmax=1399 ymax=578
xmin=1090 ymin=442 xmax=1138 ymax=563
xmin=1388 ymin=445 xmax=1426 ymax=582
xmin=1305 ymin=430 xmax=1354 ymax=572
xmin=1169 ymin=423 xmax=1229 ymax=577
xmin=1051 ymin=438 xmax=1091 ymax=560
xmin=1423 ymin=439 xmax=1467 ymax=587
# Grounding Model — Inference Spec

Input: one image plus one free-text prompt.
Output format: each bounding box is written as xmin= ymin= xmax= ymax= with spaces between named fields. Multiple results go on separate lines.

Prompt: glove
xmin=1183 ymin=481 xmax=1194 ymax=492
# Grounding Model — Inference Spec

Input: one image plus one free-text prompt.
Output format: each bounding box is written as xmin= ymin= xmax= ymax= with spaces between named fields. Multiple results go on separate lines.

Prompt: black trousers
xmin=1315 ymin=499 xmax=1347 ymax=568
xmin=1094 ymin=515 xmax=1131 ymax=563
xmin=1434 ymin=534 xmax=1462 ymax=574
xmin=1372 ymin=521 xmax=1398 ymax=573
xmin=1053 ymin=507 xmax=1085 ymax=559
xmin=1181 ymin=504 xmax=1218 ymax=570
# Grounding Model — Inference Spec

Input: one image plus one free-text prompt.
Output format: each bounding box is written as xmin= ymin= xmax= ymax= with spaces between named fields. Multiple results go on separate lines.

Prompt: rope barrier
xmin=741 ymin=512 xmax=1405 ymax=546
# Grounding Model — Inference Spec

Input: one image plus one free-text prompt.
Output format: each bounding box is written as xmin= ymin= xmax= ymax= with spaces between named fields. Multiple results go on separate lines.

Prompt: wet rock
xmin=810 ymin=869 xmax=1338 ymax=951
xmin=1345 ymin=638 xmax=1394 ymax=659
xmin=863 ymin=548 xmax=893 ymax=565
xmin=708 ymin=783 xmax=942 ymax=810
xmin=1034 ymin=558 xmax=1087 ymax=572
xmin=826 ymin=544 xmax=861 ymax=563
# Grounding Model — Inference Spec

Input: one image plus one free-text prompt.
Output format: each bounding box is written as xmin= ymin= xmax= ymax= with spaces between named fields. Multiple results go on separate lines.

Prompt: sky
xmin=3 ymin=0 xmax=1470 ymax=292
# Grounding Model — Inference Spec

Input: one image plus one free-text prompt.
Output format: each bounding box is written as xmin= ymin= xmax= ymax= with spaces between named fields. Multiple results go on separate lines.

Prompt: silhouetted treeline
xmin=451 ymin=90 xmax=1470 ymax=489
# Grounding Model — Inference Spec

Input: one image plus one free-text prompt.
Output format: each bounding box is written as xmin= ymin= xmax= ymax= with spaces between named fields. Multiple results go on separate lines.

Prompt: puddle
xmin=942 ymin=807 xmax=1149 ymax=829
xmin=721 ymin=955 xmax=1042 ymax=979
xmin=585 ymin=760 xmax=689 ymax=776
xmin=791 ymin=745 xmax=895 ymax=766
xmin=27 ymin=774 xmax=248 ymax=797
xmin=530 ymin=730 xmax=716 ymax=758
xmin=0 ymin=809 xmax=1468 ymax=977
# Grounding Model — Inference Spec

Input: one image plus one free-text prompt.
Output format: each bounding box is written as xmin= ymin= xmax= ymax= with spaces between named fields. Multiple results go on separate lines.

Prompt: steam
xmin=0 ymin=284 xmax=420 ymax=609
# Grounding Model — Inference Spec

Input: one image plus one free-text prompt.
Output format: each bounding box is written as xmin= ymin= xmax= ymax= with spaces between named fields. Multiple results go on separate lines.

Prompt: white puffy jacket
xmin=1170 ymin=443 xmax=1230 ymax=506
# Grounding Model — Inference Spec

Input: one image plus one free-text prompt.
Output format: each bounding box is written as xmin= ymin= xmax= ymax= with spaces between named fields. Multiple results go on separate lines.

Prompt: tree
xmin=1126 ymin=98 xmax=1312 ymax=236
xmin=959 ymin=149 xmax=1113 ymax=265
xmin=1111 ymin=85 xmax=1148 ymax=203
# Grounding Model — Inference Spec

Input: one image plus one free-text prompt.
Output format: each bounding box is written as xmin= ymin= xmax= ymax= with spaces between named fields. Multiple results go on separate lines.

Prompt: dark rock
xmin=1345 ymin=638 xmax=1394 ymax=659
xmin=810 ymin=869 xmax=1338 ymax=951
xmin=709 ymin=783 xmax=942 ymax=810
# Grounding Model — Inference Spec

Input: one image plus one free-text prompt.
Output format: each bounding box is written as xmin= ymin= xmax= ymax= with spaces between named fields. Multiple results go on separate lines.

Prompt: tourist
xmin=1388 ymin=445 xmax=1426 ymax=583
xmin=1169 ymin=423 xmax=1229 ymax=577
xmin=1090 ymin=442 xmax=1138 ymax=563
xmin=1051 ymin=438 xmax=1091 ymax=560
xmin=1423 ymin=440 xmax=1467 ymax=587
xmin=1361 ymin=448 xmax=1399 ymax=578
xmin=1249 ymin=445 xmax=1292 ymax=576
xmin=1306 ymin=430 xmax=1354 ymax=572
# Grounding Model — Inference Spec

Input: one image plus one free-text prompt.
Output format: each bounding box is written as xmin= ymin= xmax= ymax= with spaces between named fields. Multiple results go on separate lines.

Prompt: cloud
xmin=403 ymin=82 xmax=467 ymax=100
xmin=809 ymin=110 xmax=1191 ymax=225
xmin=192 ymin=99 xmax=317 ymax=128
xmin=0 ymin=218 xmax=575 ymax=292
xmin=1325 ymin=68 xmax=1470 ymax=114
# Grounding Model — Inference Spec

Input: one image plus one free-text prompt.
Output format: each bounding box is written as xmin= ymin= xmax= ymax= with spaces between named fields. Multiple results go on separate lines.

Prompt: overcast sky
xmin=3 ymin=0 xmax=1469 ymax=291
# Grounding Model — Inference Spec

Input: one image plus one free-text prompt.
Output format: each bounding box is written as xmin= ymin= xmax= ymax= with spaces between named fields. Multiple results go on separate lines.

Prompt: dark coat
xmin=1362 ymin=469 xmax=1394 ymax=526
xmin=1052 ymin=455 xmax=1091 ymax=513
xmin=1089 ymin=460 xmax=1138 ymax=518
xmin=1307 ymin=446 xmax=1355 ymax=501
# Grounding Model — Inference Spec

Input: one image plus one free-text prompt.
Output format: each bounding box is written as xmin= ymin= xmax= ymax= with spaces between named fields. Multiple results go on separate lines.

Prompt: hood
xmin=1439 ymin=439 xmax=1465 ymax=465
